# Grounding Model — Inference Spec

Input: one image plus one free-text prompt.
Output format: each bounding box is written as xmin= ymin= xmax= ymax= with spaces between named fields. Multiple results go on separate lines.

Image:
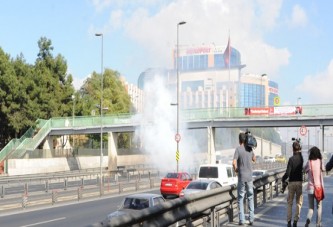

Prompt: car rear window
xmin=187 ymin=181 xmax=208 ymax=190
xmin=199 ymin=167 xmax=218 ymax=178
xmin=123 ymin=198 xmax=149 ymax=210
xmin=153 ymin=197 xmax=165 ymax=205
xmin=166 ymin=173 xmax=178 ymax=178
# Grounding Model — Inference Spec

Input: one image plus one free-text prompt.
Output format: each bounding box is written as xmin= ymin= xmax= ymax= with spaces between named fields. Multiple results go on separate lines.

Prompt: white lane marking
xmin=20 ymin=217 xmax=66 ymax=227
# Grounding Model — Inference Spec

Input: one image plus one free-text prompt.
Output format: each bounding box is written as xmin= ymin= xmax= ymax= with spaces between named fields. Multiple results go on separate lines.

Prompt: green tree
xmin=0 ymin=48 xmax=19 ymax=143
xmin=77 ymin=68 xmax=130 ymax=116
xmin=77 ymin=68 xmax=131 ymax=148
xmin=0 ymin=37 xmax=75 ymax=148
xmin=10 ymin=54 xmax=37 ymax=136
xmin=33 ymin=37 xmax=74 ymax=119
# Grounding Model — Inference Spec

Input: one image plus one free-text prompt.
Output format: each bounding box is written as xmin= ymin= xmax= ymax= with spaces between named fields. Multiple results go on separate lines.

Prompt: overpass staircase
xmin=0 ymin=114 xmax=132 ymax=163
xmin=0 ymin=119 xmax=50 ymax=162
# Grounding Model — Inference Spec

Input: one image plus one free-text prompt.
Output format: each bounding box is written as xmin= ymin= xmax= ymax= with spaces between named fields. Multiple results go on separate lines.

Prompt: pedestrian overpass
xmin=1 ymin=104 xmax=333 ymax=165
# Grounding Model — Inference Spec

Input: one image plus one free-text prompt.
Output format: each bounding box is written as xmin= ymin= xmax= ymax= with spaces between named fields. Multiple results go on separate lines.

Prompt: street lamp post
xmin=95 ymin=33 xmax=103 ymax=196
xmin=260 ymin=74 xmax=267 ymax=157
xmin=176 ymin=21 xmax=186 ymax=173
xmin=72 ymin=95 xmax=75 ymax=153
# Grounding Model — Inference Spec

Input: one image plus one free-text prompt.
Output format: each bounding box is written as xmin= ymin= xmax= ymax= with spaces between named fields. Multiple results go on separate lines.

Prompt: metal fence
xmin=89 ymin=168 xmax=290 ymax=227
xmin=0 ymin=167 xmax=160 ymax=212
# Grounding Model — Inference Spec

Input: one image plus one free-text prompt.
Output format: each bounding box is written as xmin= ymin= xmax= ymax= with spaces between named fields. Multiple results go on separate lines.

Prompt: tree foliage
xmin=77 ymin=68 xmax=131 ymax=116
xmin=0 ymin=37 xmax=74 ymax=147
xmin=76 ymin=69 xmax=131 ymax=148
xmin=0 ymin=37 xmax=131 ymax=149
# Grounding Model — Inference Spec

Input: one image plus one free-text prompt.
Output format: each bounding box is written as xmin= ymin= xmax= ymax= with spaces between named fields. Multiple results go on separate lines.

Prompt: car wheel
xmin=162 ymin=194 xmax=167 ymax=199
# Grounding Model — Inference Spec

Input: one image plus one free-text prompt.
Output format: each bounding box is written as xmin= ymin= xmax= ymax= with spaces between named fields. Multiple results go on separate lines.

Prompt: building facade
xmin=137 ymin=44 xmax=279 ymax=111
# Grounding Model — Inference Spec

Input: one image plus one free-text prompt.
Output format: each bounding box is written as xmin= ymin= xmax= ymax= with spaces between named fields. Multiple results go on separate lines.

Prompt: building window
xmin=214 ymin=54 xmax=224 ymax=68
xmin=194 ymin=55 xmax=200 ymax=70
xmin=188 ymin=56 xmax=194 ymax=70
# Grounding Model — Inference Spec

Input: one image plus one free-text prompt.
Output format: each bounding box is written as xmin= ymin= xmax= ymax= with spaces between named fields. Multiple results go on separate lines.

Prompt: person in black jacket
xmin=326 ymin=154 xmax=333 ymax=172
xmin=282 ymin=140 xmax=304 ymax=227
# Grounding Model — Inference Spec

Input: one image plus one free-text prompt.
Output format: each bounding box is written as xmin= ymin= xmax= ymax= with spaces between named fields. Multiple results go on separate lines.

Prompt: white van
xmin=197 ymin=164 xmax=238 ymax=187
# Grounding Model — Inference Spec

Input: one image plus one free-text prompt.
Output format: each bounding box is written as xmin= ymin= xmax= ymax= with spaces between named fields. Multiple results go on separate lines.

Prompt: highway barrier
xmin=22 ymin=194 xmax=28 ymax=208
xmin=52 ymin=190 xmax=58 ymax=205
xmin=89 ymin=168 xmax=304 ymax=227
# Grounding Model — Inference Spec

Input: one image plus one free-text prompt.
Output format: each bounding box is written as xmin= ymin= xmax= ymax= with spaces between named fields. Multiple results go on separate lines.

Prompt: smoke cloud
xmin=135 ymin=75 xmax=203 ymax=173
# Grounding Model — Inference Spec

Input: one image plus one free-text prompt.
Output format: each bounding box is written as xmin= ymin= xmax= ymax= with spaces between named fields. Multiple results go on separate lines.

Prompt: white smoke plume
xmin=135 ymin=75 xmax=203 ymax=173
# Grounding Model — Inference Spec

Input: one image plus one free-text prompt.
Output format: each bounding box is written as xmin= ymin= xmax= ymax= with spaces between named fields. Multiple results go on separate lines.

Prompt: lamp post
xmin=95 ymin=33 xmax=103 ymax=196
xmin=72 ymin=95 xmax=75 ymax=153
xmin=297 ymin=97 xmax=301 ymax=105
xmin=176 ymin=21 xmax=186 ymax=173
xmin=260 ymin=74 xmax=267 ymax=157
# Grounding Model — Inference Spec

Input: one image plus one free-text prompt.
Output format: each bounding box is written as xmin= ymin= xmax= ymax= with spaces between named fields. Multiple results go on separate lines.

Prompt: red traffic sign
xmin=299 ymin=125 xmax=307 ymax=136
xmin=175 ymin=133 xmax=181 ymax=142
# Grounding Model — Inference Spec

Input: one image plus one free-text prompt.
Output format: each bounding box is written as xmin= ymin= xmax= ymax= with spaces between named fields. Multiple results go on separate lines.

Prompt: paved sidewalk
xmin=224 ymin=175 xmax=333 ymax=226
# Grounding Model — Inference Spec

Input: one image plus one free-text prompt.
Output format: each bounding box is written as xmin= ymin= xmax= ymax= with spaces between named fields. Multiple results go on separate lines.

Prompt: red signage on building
xmin=244 ymin=106 xmax=302 ymax=116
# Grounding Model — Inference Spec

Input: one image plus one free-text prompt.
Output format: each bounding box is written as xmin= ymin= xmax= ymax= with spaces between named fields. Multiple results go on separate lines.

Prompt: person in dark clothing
xmin=282 ymin=140 xmax=304 ymax=227
xmin=326 ymin=154 xmax=333 ymax=172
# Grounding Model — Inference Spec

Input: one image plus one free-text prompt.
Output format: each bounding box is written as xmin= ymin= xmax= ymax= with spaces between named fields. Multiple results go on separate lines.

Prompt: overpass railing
xmin=2 ymin=104 xmax=333 ymax=162
xmin=38 ymin=104 xmax=333 ymax=132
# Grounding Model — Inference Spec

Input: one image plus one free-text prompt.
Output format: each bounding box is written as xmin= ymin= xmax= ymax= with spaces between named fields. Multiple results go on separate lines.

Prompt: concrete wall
xmin=6 ymin=154 xmax=205 ymax=175
xmin=256 ymin=138 xmax=282 ymax=157
xmin=8 ymin=157 xmax=108 ymax=175
xmin=6 ymin=143 xmax=281 ymax=175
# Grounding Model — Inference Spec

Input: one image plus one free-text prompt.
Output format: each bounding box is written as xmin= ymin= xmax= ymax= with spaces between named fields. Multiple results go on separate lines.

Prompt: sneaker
xmin=305 ymin=218 xmax=310 ymax=227
xmin=293 ymin=221 xmax=297 ymax=227
xmin=239 ymin=222 xmax=244 ymax=226
xmin=287 ymin=221 xmax=291 ymax=227
xmin=249 ymin=221 xmax=253 ymax=226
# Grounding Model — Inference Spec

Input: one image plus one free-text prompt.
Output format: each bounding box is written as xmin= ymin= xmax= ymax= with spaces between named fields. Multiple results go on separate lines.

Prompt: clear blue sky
xmin=1 ymin=0 xmax=333 ymax=105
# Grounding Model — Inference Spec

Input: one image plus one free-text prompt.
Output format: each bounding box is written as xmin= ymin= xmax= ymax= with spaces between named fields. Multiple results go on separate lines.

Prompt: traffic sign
xmin=274 ymin=96 xmax=280 ymax=106
xmin=175 ymin=133 xmax=181 ymax=143
xmin=299 ymin=125 xmax=307 ymax=136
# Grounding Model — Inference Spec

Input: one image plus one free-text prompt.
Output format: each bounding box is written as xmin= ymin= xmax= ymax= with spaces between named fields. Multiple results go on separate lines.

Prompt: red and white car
xmin=160 ymin=172 xmax=192 ymax=198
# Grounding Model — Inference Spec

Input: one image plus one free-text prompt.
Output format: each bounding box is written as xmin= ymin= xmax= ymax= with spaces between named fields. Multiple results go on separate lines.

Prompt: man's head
xmin=292 ymin=141 xmax=302 ymax=152
xmin=239 ymin=132 xmax=246 ymax=145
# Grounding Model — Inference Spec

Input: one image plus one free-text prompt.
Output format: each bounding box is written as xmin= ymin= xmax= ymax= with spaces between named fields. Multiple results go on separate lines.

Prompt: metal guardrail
xmin=0 ymin=167 xmax=161 ymax=210
xmin=89 ymin=168 xmax=291 ymax=227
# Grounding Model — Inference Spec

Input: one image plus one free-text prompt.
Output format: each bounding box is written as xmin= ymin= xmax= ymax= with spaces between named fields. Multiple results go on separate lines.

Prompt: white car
xmin=197 ymin=164 xmax=237 ymax=187
xmin=263 ymin=156 xmax=275 ymax=163
xmin=252 ymin=170 xmax=275 ymax=189
xmin=252 ymin=170 xmax=267 ymax=178
xmin=179 ymin=179 xmax=222 ymax=197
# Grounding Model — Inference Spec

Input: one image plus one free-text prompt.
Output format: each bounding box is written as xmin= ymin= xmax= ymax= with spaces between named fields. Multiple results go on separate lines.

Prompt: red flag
xmin=223 ymin=36 xmax=231 ymax=68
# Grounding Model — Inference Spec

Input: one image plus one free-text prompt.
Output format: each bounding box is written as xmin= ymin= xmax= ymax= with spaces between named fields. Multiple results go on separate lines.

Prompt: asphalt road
xmin=0 ymin=189 xmax=160 ymax=227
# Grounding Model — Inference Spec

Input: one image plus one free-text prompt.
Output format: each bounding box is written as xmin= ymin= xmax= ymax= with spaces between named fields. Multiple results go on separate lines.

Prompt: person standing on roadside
xmin=282 ymin=139 xmax=304 ymax=227
xmin=304 ymin=146 xmax=325 ymax=227
xmin=233 ymin=132 xmax=256 ymax=226
xmin=326 ymin=153 xmax=333 ymax=172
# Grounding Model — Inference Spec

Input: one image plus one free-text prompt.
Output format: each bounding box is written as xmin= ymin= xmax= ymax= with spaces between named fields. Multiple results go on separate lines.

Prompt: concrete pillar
xmin=207 ymin=127 xmax=216 ymax=164
xmin=108 ymin=132 xmax=118 ymax=171
xmin=42 ymin=136 xmax=53 ymax=158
